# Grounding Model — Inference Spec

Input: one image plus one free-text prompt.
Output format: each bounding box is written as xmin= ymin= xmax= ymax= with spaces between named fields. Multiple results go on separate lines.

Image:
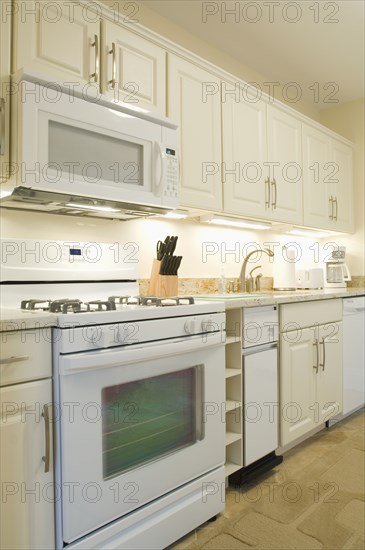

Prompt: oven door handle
xmin=59 ymin=332 xmax=224 ymax=375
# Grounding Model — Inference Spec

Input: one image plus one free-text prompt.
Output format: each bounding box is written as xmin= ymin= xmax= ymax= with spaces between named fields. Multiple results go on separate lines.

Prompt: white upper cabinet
xmin=0 ymin=5 xmax=11 ymax=182
xmin=302 ymin=123 xmax=354 ymax=233
xmin=266 ymin=106 xmax=303 ymax=224
xmin=103 ymin=21 xmax=166 ymax=115
xmin=222 ymin=91 xmax=268 ymax=217
xmin=13 ymin=1 xmax=101 ymax=88
xmin=168 ymin=54 xmax=222 ymax=211
xmin=331 ymin=139 xmax=354 ymax=233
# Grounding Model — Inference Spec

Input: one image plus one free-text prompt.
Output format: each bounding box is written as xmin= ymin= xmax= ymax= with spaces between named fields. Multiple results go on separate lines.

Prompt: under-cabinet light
xmin=288 ymin=227 xmax=336 ymax=238
xmin=65 ymin=203 xmax=120 ymax=213
xmin=163 ymin=210 xmax=188 ymax=220
xmin=200 ymin=214 xmax=271 ymax=230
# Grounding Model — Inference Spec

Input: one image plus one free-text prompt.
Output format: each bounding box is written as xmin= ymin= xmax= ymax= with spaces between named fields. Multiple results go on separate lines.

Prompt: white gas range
xmin=0 ymin=239 xmax=226 ymax=550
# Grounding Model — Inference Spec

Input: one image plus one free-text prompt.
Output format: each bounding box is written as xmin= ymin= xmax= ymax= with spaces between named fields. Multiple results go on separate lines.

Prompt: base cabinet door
xmin=168 ymin=54 xmax=222 ymax=211
xmin=280 ymin=328 xmax=317 ymax=446
xmin=0 ymin=379 xmax=55 ymax=550
xmin=317 ymin=322 xmax=343 ymax=423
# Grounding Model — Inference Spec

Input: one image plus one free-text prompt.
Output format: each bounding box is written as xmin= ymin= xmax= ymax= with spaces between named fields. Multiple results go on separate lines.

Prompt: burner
xmin=140 ymin=296 xmax=195 ymax=307
xmin=21 ymin=299 xmax=52 ymax=311
xmin=86 ymin=300 xmax=116 ymax=312
xmin=109 ymin=296 xmax=142 ymax=306
xmin=50 ymin=299 xmax=83 ymax=314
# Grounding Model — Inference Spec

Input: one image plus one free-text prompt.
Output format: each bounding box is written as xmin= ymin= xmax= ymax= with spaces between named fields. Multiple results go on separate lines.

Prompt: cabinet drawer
xmin=280 ymin=299 xmax=342 ymax=331
xmin=0 ymin=331 xmax=51 ymax=386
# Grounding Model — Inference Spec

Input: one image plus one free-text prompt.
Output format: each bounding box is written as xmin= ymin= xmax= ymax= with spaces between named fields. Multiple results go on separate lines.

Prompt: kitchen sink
xmin=197 ymin=293 xmax=269 ymax=299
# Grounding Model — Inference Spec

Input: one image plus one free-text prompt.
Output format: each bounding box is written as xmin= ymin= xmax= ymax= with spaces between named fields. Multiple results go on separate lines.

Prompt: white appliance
xmin=230 ymin=306 xmax=282 ymax=484
xmin=0 ymin=239 xmax=226 ymax=550
xmin=342 ymin=297 xmax=365 ymax=415
xmin=273 ymin=245 xmax=296 ymax=290
xmin=324 ymin=247 xmax=351 ymax=288
xmin=1 ymin=79 xmax=179 ymax=220
xmin=296 ymin=268 xmax=324 ymax=289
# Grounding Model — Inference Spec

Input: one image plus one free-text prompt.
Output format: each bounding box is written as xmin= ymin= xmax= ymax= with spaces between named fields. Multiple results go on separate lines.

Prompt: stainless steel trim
xmin=320 ymin=337 xmax=326 ymax=370
xmin=242 ymin=342 xmax=277 ymax=356
xmin=271 ymin=178 xmax=277 ymax=209
xmin=0 ymin=98 xmax=5 ymax=156
xmin=265 ymin=177 xmax=270 ymax=208
xmin=313 ymin=339 xmax=319 ymax=372
xmin=195 ymin=364 xmax=205 ymax=441
xmin=109 ymin=42 xmax=117 ymax=89
xmin=0 ymin=355 xmax=29 ymax=365
xmin=90 ymin=34 xmax=99 ymax=84
xmin=42 ymin=404 xmax=51 ymax=473
xmin=334 ymin=197 xmax=338 ymax=221
xmin=329 ymin=196 xmax=333 ymax=220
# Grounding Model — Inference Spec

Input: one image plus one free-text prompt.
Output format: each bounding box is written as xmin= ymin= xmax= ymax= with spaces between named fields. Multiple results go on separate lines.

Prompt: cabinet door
xmin=331 ymin=139 xmax=354 ymax=233
xmin=280 ymin=328 xmax=317 ymax=446
xmin=302 ymin=124 xmax=332 ymax=229
xmin=168 ymin=54 xmax=222 ymax=210
xmin=0 ymin=379 xmax=54 ymax=549
xmin=0 ymin=6 xmax=11 ymax=182
xmin=222 ymin=92 xmax=268 ymax=217
xmin=103 ymin=22 xmax=166 ymax=115
xmin=317 ymin=322 xmax=343 ymax=423
xmin=267 ymin=106 xmax=303 ymax=223
xmin=13 ymin=0 xmax=100 ymax=89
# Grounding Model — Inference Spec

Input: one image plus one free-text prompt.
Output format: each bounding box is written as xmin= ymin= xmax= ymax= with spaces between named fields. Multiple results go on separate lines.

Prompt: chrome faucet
xmin=239 ymin=248 xmax=274 ymax=292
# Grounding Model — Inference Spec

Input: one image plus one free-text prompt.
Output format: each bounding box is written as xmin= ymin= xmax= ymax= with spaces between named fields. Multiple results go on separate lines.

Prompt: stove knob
xmin=201 ymin=316 xmax=216 ymax=333
xmin=184 ymin=318 xmax=197 ymax=335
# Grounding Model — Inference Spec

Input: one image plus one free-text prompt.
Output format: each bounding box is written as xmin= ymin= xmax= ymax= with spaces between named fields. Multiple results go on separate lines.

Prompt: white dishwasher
xmin=230 ymin=305 xmax=282 ymax=485
xmin=342 ymin=296 xmax=365 ymax=415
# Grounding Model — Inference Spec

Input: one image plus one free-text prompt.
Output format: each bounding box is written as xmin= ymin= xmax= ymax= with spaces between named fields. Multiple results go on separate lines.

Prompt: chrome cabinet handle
xmin=108 ymin=42 xmax=117 ymax=89
xmin=265 ymin=177 xmax=270 ymax=208
xmin=319 ymin=337 xmax=326 ymax=370
xmin=334 ymin=197 xmax=338 ymax=221
xmin=0 ymin=98 xmax=5 ymax=156
xmin=271 ymin=178 xmax=277 ymax=209
xmin=90 ymin=34 xmax=99 ymax=84
xmin=329 ymin=196 xmax=333 ymax=220
xmin=42 ymin=404 xmax=51 ymax=473
xmin=0 ymin=355 xmax=29 ymax=365
xmin=313 ymin=339 xmax=319 ymax=373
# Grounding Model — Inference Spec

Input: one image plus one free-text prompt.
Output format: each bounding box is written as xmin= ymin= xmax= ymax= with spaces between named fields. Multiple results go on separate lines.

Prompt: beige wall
xmin=320 ymin=99 xmax=365 ymax=275
xmin=100 ymin=0 xmax=320 ymax=121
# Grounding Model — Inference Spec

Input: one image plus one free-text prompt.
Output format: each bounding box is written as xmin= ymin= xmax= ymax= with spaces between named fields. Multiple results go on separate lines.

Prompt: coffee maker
xmin=324 ymin=247 xmax=351 ymax=288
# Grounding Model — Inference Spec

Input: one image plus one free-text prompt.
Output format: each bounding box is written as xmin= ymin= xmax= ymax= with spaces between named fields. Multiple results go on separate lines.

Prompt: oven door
xmin=57 ymin=333 xmax=225 ymax=544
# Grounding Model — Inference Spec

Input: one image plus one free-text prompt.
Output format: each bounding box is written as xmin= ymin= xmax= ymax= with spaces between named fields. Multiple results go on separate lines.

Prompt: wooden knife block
xmin=148 ymin=259 xmax=178 ymax=297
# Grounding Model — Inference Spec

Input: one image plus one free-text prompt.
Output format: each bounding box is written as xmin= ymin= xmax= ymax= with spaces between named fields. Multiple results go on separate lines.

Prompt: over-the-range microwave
xmin=2 ymin=80 xmax=179 ymax=219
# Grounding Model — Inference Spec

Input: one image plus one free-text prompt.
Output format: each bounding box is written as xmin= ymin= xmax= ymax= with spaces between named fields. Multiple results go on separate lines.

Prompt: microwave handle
xmin=154 ymin=141 xmax=166 ymax=197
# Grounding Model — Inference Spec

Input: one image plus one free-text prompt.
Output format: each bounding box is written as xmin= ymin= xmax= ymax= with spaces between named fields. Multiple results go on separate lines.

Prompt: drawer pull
xmin=42 ymin=404 xmax=51 ymax=473
xmin=0 ymin=355 xmax=29 ymax=365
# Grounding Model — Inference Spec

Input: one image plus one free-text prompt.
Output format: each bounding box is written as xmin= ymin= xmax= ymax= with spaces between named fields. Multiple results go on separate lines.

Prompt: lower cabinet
xmin=280 ymin=316 xmax=343 ymax=446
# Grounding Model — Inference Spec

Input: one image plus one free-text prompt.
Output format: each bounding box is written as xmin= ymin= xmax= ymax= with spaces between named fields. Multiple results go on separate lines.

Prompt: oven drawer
xmin=0 ymin=330 xmax=52 ymax=386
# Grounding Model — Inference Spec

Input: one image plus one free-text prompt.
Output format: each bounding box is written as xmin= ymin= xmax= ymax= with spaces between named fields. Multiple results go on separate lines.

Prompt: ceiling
xmin=140 ymin=0 xmax=365 ymax=108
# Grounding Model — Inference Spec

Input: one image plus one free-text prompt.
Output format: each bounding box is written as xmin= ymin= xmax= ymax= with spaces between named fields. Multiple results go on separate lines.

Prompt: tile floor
xmin=170 ymin=409 xmax=365 ymax=549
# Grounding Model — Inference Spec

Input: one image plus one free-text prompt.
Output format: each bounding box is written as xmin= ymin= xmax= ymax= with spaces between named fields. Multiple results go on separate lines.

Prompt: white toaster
xmin=296 ymin=268 xmax=324 ymax=289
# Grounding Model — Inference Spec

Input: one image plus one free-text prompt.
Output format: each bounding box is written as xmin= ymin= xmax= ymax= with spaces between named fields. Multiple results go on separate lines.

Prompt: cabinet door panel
xmin=104 ymin=22 xmax=166 ymax=114
xmin=267 ymin=106 xmax=303 ymax=223
xmin=13 ymin=1 xmax=100 ymax=86
xmin=0 ymin=379 xmax=54 ymax=549
xmin=0 ymin=6 xmax=11 ymax=182
xmin=331 ymin=140 xmax=354 ymax=232
xmin=168 ymin=55 xmax=222 ymax=210
xmin=222 ymin=94 xmax=267 ymax=217
xmin=302 ymin=124 xmax=332 ymax=229
xmin=280 ymin=328 xmax=317 ymax=446
xmin=317 ymin=322 xmax=343 ymax=422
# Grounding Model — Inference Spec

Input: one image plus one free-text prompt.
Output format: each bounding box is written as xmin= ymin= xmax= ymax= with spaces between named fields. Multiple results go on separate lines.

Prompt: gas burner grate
xmin=141 ymin=296 xmax=195 ymax=307
xmin=86 ymin=300 xmax=117 ymax=312
xmin=21 ymin=299 xmax=52 ymax=311
xmin=50 ymin=299 xmax=83 ymax=314
xmin=108 ymin=296 xmax=142 ymax=306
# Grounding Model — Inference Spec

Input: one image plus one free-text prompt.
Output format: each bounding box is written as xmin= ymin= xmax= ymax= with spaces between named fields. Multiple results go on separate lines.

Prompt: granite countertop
xmin=0 ymin=309 xmax=58 ymax=332
xmin=194 ymin=287 xmax=365 ymax=309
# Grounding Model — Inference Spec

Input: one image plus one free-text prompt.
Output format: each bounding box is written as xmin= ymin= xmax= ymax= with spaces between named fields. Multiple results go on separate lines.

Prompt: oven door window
xmin=101 ymin=366 xmax=204 ymax=480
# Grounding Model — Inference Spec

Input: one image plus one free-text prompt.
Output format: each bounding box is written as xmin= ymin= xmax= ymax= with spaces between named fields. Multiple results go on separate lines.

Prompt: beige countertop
xmin=0 ymin=308 xmax=57 ymax=332
xmin=194 ymin=287 xmax=365 ymax=309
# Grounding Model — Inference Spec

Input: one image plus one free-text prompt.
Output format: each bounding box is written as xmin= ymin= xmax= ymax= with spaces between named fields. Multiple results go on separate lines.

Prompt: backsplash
xmin=139 ymin=277 xmax=272 ymax=296
xmin=348 ymin=276 xmax=365 ymax=288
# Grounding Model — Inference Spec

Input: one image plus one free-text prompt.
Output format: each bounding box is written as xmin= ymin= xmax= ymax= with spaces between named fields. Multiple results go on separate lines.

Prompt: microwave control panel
xmin=164 ymin=148 xmax=179 ymax=199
